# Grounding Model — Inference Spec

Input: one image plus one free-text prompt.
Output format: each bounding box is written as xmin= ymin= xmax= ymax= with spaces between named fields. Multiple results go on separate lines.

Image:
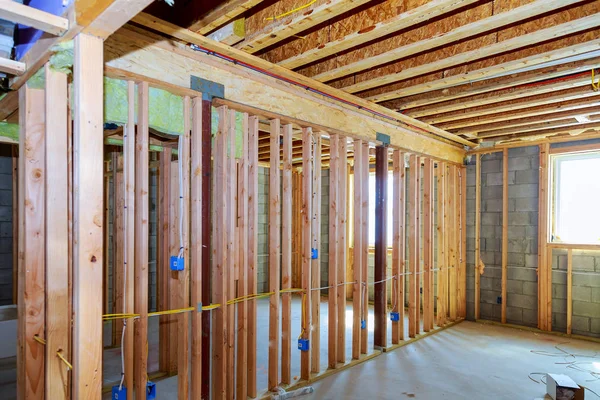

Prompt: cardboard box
xmin=546 ymin=374 xmax=584 ymax=400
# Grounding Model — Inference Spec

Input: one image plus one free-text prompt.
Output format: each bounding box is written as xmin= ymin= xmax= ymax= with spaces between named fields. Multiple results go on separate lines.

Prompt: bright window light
xmin=551 ymin=151 xmax=600 ymax=244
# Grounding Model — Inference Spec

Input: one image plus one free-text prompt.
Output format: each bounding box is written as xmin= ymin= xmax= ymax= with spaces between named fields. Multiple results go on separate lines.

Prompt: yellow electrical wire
xmin=298 ymin=292 xmax=307 ymax=340
xmin=33 ymin=335 xmax=46 ymax=345
xmin=592 ymin=69 xmax=600 ymax=91
xmin=56 ymin=351 xmax=73 ymax=370
xmin=265 ymin=0 xmax=317 ymax=21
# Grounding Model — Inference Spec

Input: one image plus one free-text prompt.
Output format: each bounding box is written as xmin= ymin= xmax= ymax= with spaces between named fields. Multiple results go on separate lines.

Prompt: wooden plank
xmin=567 ymin=248 xmax=573 ymax=335
xmin=188 ymin=0 xmax=263 ymax=35
xmin=337 ymin=136 xmax=348 ymax=364
xmin=123 ymin=80 xmax=135 ymax=391
xmin=236 ymin=0 xmax=371 ymax=54
xmin=448 ymin=165 xmax=457 ymax=321
xmin=501 ymin=149 xmax=508 ymax=324
xmin=300 ymin=127 xmax=313 ymax=381
xmin=374 ymin=146 xmax=388 ymax=348
xmin=459 ymin=166 xmax=467 ymax=319
xmin=328 ymin=133 xmax=339 ymax=369
xmin=227 ymin=110 xmax=237 ymax=399
xmin=0 ymin=56 xmax=25 ymax=76
xmin=423 ymin=158 xmax=433 ymax=332
xmin=269 ymin=118 xmax=281 ymax=390
xmin=315 ymin=0 xmax=583 ymax=84
xmin=436 ymin=163 xmax=446 ymax=326
xmin=44 ymin=65 xmax=68 ymax=399
xmin=112 ymin=162 xmax=124 ymax=348
xmin=474 ymin=155 xmax=481 ymax=320
xmin=360 ymin=141 xmax=369 ymax=353
xmin=177 ymin=97 xmax=191 ymax=400
xmin=352 ymin=140 xmax=363 ymax=359
xmin=311 ymin=133 xmax=322 ymax=374
xmin=278 ymin=0 xmax=478 ymax=69
xmin=539 ymin=143 xmax=551 ymax=331
xmin=119 ymin=19 xmax=475 ymax=151
xmin=190 ymin=96 xmax=203 ymax=400
xmin=367 ymin=39 xmax=600 ymax=103
xmin=236 ymin=113 xmax=249 ymax=396
xmin=247 ymin=115 xmax=259 ymax=397
xmin=11 ymin=145 xmax=17 ymax=305
xmin=0 ymin=0 xmax=68 ymax=35
xmin=72 ymin=33 xmax=103 ymax=400
xmin=207 ymin=18 xmax=245 ymax=46
xmin=281 ymin=123 xmax=292 ymax=384
xmin=391 ymin=150 xmax=405 ymax=343
xmin=408 ymin=154 xmax=417 ymax=337
xmin=415 ymin=157 xmax=421 ymax=333
xmin=212 ymin=106 xmax=228 ymax=398
xmin=17 ymin=84 xmax=45 ymax=400
xmin=134 ymin=80 xmax=149 ymax=400
xmin=83 ymin=0 xmax=155 ymax=39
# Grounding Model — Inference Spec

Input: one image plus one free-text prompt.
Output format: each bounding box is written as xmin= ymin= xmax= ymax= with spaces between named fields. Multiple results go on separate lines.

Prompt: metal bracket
xmin=376 ymin=132 xmax=391 ymax=147
xmin=190 ymin=76 xmax=225 ymax=101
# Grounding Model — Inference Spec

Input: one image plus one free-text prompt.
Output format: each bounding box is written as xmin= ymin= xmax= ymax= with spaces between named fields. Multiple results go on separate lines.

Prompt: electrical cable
xmin=177 ymin=135 xmax=185 ymax=260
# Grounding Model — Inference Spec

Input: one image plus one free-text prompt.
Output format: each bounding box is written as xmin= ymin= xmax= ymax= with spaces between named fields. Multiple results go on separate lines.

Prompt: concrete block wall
xmin=0 ymin=146 xmax=14 ymax=306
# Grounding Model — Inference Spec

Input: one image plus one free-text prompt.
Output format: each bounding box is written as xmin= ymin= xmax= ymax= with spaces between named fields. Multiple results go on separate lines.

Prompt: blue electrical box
xmin=146 ymin=382 xmax=156 ymax=400
xmin=111 ymin=385 xmax=127 ymax=400
xmin=390 ymin=312 xmax=400 ymax=322
xmin=170 ymin=256 xmax=184 ymax=271
xmin=311 ymin=248 xmax=318 ymax=259
xmin=361 ymin=319 xmax=366 ymax=330
xmin=298 ymin=338 xmax=310 ymax=352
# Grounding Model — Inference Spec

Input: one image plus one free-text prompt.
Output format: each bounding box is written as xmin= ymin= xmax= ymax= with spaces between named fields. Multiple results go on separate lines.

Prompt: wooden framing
xmin=501 ymin=149 xmax=508 ymax=324
xmin=391 ymin=150 xmax=405 ymax=343
xmin=281 ymin=123 xmax=292 ymax=384
xmin=72 ymin=33 xmax=103 ymax=399
xmin=0 ymin=57 xmax=26 ymax=76
xmin=360 ymin=141 xmax=369 ymax=353
xmin=538 ymin=143 xmax=551 ymax=331
xmin=423 ymin=158 xmax=434 ymax=332
xmin=474 ymin=155 xmax=481 ymax=320
xmin=310 ymin=133 xmax=322 ymax=374
xmin=300 ymin=127 xmax=313 ymax=380
xmin=268 ymin=118 xmax=281 ymax=390
xmin=112 ymin=156 xmax=123 ymax=348
xmin=328 ymin=133 xmax=339 ymax=369
xmin=337 ymin=136 xmax=348 ymax=364
xmin=448 ymin=165 xmax=457 ymax=321
xmin=226 ymin=110 xmax=236 ymax=399
xmin=436 ymin=162 xmax=447 ymax=327
xmin=0 ymin=0 xmax=68 ymax=35
xmin=352 ymin=140 xmax=363 ymax=359
xmin=188 ymin=0 xmax=263 ymax=34
xmin=459 ymin=166 xmax=467 ymax=319
xmin=407 ymin=154 xmax=417 ymax=337
xmin=374 ymin=146 xmax=388 ymax=348
xmin=18 ymin=82 xmax=45 ymax=400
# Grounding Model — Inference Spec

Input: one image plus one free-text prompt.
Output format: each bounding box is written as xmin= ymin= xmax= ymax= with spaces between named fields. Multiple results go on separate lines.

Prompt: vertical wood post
xmin=300 ymin=127 xmax=313 ymax=381
xmin=72 ymin=33 xmax=103 ymax=400
xmin=408 ymin=154 xmax=418 ymax=338
xmin=423 ymin=158 xmax=433 ymax=332
xmin=448 ymin=165 xmax=457 ymax=321
xmin=281 ymin=123 xmax=292 ymax=384
xmin=538 ymin=143 xmax=550 ymax=331
xmin=392 ymin=150 xmax=405 ymax=343
xmin=311 ymin=134 xmax=322 ymax=374
xmin=201 ymin=99 xmax=212 ymax=398
xmin=436 ymin=163 xmax=446 ymax=326
xmin=18 ymin=83 xmax=45 ymax=400
xmin=360 ymin=142 xmax=369 ymax=353
xmin=337 ymin=136 xmax=348 ymax=364
xmin=328 ymin=133 xmax=339 ymax=369
xmin=352 ymin=140 xmax=363 ymax=359
xmin=374 ymin=146 xmax=387 ymax=348
xmin=459 ymin=166 xmax=467 ymax=319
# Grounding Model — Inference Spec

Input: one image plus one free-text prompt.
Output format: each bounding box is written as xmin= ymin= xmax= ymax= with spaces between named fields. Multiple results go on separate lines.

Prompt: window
xmin=367 ymin=172 xmax=394 ymax=246
xmin=551 ymin=151 xmax=600 ymax=244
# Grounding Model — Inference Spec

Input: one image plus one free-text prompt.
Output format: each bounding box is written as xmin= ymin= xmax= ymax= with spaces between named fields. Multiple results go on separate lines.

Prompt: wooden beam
xmin=134 ymin=80 xmax=149 ymax=400
xmin=268 ymin=118 xmax=281 ymax=390
xmin=341 ymin=13 xmax=600 ymax=93
xmin=424 ymin=86 xmax=600 ymax=126
xmin=360 ymin=141 xmax=369 ymax=353
xmin=11 ymin=145 xmax=17 ymax=304
xmin=567 ymin=248 xmax=573 ymax=335
xmin=423 ymin=158 xmax=433 ymax=332
xmin=123 ymin=81 xmax=135 ymax=391
xmin=537 ymin=143 xmax=550 ymax=331
xmin=374 ymin=146 xmax=388 ymax=348
xmin=474 ymin=154 xmax=481 ymax=320
xmin=0 ymin=57 xmax=26 ymax=76
xmin=328 ymin=133 xmax=339 ymax=369
xmin=352 ymin=140 xmax=363 ymax=359
xmin=237 ymin=0 xmax=371 ymax=54
xmin=367 ymin=39 xmax=600 ymax=103
xmin=407 ymin=75 xmax=590 ymax=119
xmin=0 ymin=0 xmax=68 ymax=35
xmin=212 ymin=106 xmax=228 ymax=397
xmin=44 ymin=64 xmax=68 ymax=400
xmin=226 ymin=110 xmax=236 ymax=399
xmin=281 ymin=123 xmax=292 ymax=384
xmin=115 ymin=20 xmax=475 ymax=152
xmin=448 ymin=165 xmax=457 ymax=321
xmin=436 ymin=162 xmax=446 ymax=326
xmin=189 ymin=0 xmax=263 ymax=35
xmin=17 ymin=84 xmax=45 ymax=400
xmin=247 ymin=115 xmax=259 ymax=398
xmin=72 ymin=33 xmax=103 ymax=400
xmin=278 ymin=0 xmax=478 ymax=69
xmin=408 ymin=154 xmax=418 ymax=338
xmin=311 ymin=133 xmax=322 ymax=374
xmin=315 ymin=0 xmax=583 ymax=84
xmin=207 ymin=18 xmax=245 ymax=46
xmin=477 ymin=117 xmax=594 ymax=139
xmin=488 ymin=120 xmax=600 ymax=142
xmin=459 ymin=166 xmax=467 ymax=319
xmin=392 ymin=150 xmax=405 ymax=343
xmin=82 ymin=0 xmax=155 ymax=38
xmin=300 ymin=127 xmax=313 ymax=381
xmin=337 ymin=136 xmax=347 ymax=364
xmin=385 ymin=58 xmax=600 ymax=111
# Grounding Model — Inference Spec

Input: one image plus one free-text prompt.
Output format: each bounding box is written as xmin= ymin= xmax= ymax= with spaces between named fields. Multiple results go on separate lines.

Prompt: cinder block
xmin=523 ymin=308 xmax=538 ymax=326
xmin=506 ymin=306 xmax=523 ymax=323
xmin=508 ymin=267 xmax=537 ymax=282
xmin=572 ymin=315 xmax=591 ymax=332
xmin=593 ymin=288 xmax=600 ymax=303
xmin=552 ymin=270 xmax=567 ymax=285
xmin=572 ymin=286 xmax=592 ymax=302
xmin=523 ymin=281 xmax=537 ymax=297
xmin=506 ymin=293 xmax=536 ymax=310
xmin=573 ymin=300 xmax=598 ymax=318
xmin=485 ymin=238 xmax=501 ymax=252
xmin=481 ymin=159 xmax=501 ymax=173
xmin=0 ymin=191 xmax=11 ymax=206
xmin=466 ymin=168 xmax=476 ymax=187
xmin=485 ymin=172 xmax=503 ymax=186
xmin=482 ymin=212 xmax=500 ymax=226
xmin=0 ymin=174 xmax=11 ymax=190
xmin=480 ymin=289 xmax=500 ymax=304
xmin=508 ymin=157 xmax=531 ymax=171
xmin=515 ymin=197 xmax=538 ymax=212
xmin=573 ymin=273 xmax=600 ymax=287
xmin=553 ymin=312 xmax=567 ymax=329
xmin=0 ymin=206 xmax=11 ymax=222
xmin=507 ymin=279 xmax=523 ymax=294
xmin=515 ymin=169 xmax=538 ymax=185
xmin=572 ymin=256 xmax=596 ymax=272
xmin=592 ymin=318 xmax=600 ymax=334
xmin=510 ymin=184 xmax=538 ymax=199
xmin=484 ymin=198 xmax=503 ymax=212
xmin=507 ymin=226 xmax=526 ymax=238
xmin=480 ymin=251 xmax=496 ymax=265
xmin=509 ymin=146 xmax=539 ymax=157
xmin=482 ymin=185 xmax=503 ymax=199
xmin=508 ymin=212 xmax=531 ymax=226
xmin=508 ymin=252 xmax=525 ymax=266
